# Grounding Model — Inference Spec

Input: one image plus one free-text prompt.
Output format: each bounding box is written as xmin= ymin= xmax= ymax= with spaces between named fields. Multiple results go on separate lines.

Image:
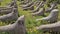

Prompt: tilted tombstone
xmin=35 ymin=1 xmax=41 ymax=7
xmin=20 ymin=0 xmax=32 ymax=4
xmin=8 ymin=0 xmax=18 ymax=15
xmin=0 ymin=2 xmax=18 ymax=14
xmin=0 ymin=6 xmax=12 ymax=10
xmin=0 ymin=8 xmax=18 ymax=22
xmin=20 ymin=1 xmax=28 ymax=4
xmin=36 ymin=21 xmax=60 ymax=34
xmin=31 ymin=7 xmax=45 ymax=16
xmin=21 ymin=1 xmax=34 ymax=8
xmin=0 ymin=7 xmax=13 ymax=14
xmin=22 ymin=1 xmax=38 ymax=10
xmin=0 ymin=15 xmax=26 ymax=34
xmin=36 ymin=9 xmax=59 ymax=23
xmin=31 ymin=1 xmax=44 ymax=13
xmin=8 ymin=0 xmax=17 ymax=7
xmin=45 ymin=2 xmax=57 ymax=12
xmin=8 ymin=1 xmax=15 ymax=7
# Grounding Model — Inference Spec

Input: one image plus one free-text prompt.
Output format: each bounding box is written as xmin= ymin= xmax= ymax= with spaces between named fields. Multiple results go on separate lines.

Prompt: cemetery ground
xmin=0 ymin=0 xmax=60 ymax=34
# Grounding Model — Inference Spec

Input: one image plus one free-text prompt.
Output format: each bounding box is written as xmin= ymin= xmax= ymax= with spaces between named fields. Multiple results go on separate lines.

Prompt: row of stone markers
xmin=0 ymin=0 xmax=26 ymax=34
xmin=20 ymin=0 xmax=60 ymax=34
xmin=0 ymin=0 xmax=59 ymax=34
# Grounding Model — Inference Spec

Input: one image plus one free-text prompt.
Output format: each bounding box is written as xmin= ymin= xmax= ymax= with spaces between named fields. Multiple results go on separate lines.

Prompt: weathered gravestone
xmin=0 ymin=8 xmax=18 ymax=22
xmin=36 ymin=21 xmax=60 ymax=34
xmin=45 ymin=2 xmax=57 ymax=12
xmin=21 ymin=1 xmax=34 ymax=8
xmin=22 ymin=1 xmax=38 ymax=10
xmin=36 ymin=9 xmax=59 ymax=23
xmin=0 ymin=7 xmax=13 ymax=14
xmin=31 ymin=1 xmax=44 ymax=13
xmin=32 ymin=7 xmax=45 ymax=16
xmin=0 ymin=15 xmax=26 ymax=34
xmin=20 ymin=0 xmax=32 ymax=4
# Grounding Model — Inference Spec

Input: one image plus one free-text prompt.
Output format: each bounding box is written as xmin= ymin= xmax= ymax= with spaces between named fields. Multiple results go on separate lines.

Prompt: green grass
xmin=0 ymin=0 xmax=60 ymax=34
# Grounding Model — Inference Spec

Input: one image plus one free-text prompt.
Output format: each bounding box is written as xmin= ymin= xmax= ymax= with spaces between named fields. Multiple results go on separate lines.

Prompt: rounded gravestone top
xmin=51 ymin=9 xmax=58 ymax=12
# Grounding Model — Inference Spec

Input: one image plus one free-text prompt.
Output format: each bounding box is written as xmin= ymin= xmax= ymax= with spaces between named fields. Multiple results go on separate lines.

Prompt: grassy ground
xmin=0 ymin=0 xmax=60 ymax=34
